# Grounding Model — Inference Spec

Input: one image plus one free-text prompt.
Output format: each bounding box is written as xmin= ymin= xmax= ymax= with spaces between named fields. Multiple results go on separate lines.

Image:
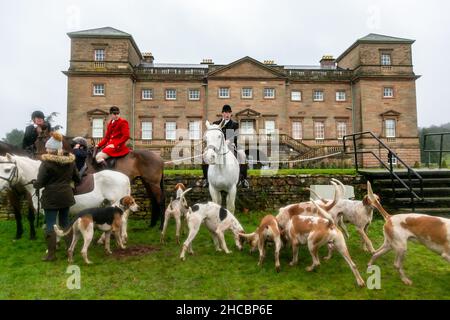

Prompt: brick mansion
xmin=64 ymin=27 xmax=421 ymax=166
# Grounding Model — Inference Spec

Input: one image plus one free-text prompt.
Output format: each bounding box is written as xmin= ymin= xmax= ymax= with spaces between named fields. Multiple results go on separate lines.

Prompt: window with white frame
xmin=242 ymin=88 xmax=253 ymax=99
xmin=142 ymin=89 xmax=153 ymax=100
xmin=292 ymin=121 xmax=303 ymax=140
xmin=92 ymin=118 xmax=104 ymax=138
xmin=189 ymin=121 xmax=201 ymax=140
xmin=381 ymin=53 xmax=392 ymax=66
xmin=388 ymin=154 xmax=397 ymax=165
xmin=165 ymin=89 xmax=177 ymax=100
xmin=336 ymin=91 xmax=346 ymax=101
xmin=165 ymin=121 xmax=177 ymax=140
xmin=94 ymin=49 xmax=105 ymax=61
xmin=383 ymin=87 xmax=394 ymax=98
xmin=188 ymin=89 xmax=200 ymax=100
xmin=240 ymin=120 xmax=255 ymax=134
xmin=141 ymin=121 xmax=153 ymax=140
xmin=291 ymin=91 xmax=302 ymax=101
xmin=314 ymin=121 xmax=325 ymax=140
xmin=218 ymin=88 xmax=230 ymax=98
xmin=337 ymin=121 xmax=347 ymax=139
xmin=313 ymin=90 xmax=324 ymax=101
xmin=385 ymin=119 xmax=396 ymax=138
xmin=93 ymin=84 xmax=105 ymax=96
xmin=264 ymin=88 xmax=275 ymax=99
xmin=265 ymin=120 xmax=276 ymax=134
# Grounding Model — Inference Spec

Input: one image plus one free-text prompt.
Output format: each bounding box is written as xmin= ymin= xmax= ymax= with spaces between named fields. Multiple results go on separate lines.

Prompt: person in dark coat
xmin=70 ymin=136 xmax=88 ymax=178
xmin=202 ymin=104 xmax=249 ymax=188
xmin=33 ymin=132 xmax=80 ymax=261
xmin=22 ymin=110 xmax=52 ymax=156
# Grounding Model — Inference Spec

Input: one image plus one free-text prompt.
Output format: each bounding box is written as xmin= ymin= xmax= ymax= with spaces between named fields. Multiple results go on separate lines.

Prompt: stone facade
xmin=64 ymin=28 xmax=421 ymax=167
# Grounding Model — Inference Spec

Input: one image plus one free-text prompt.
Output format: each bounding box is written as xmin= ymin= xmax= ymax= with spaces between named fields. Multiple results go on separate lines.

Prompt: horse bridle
xmin=204 ymin=127 xmax=230 ymax=156
xmin=0 ymin=160 xmax=19 ymax=188
xmin=0 ymin=160 xmax=34 ymax=189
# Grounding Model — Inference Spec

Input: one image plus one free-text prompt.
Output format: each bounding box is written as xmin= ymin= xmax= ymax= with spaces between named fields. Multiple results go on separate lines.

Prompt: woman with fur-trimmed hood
xmin=33 ymin=132 xmax=80 ymax=261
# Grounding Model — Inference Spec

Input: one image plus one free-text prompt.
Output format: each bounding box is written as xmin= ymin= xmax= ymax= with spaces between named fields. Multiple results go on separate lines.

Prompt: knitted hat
xmin=45 ymin=132 xmax=63 ymax=151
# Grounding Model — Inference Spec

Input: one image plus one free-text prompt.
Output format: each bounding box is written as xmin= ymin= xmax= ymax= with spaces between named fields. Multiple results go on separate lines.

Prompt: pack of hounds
xmin=62 ymin=179 xmax=450 ymax=287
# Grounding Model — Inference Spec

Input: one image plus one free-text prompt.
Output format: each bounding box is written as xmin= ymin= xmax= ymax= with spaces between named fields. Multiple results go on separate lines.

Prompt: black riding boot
xmin=239 ymin=164 xmax=250 ymax=188
xmin=201 ymin=164 xmax=209 ymax=188
xmin=42 ymin=231 xmax=57 ymax=262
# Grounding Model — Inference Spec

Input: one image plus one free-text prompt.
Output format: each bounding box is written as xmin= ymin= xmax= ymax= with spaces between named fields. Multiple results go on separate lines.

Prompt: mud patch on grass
xmin=113 ymin=245 xmax=161 ymax=259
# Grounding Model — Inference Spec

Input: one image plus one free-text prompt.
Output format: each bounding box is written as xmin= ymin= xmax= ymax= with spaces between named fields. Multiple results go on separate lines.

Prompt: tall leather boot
xmin=201 ymin=164 xmax=209 ymax=188
xmin=42 ymin=231 xmax=57 ymax=262
xmin=239 ymin=164 xmax=250 ymax=188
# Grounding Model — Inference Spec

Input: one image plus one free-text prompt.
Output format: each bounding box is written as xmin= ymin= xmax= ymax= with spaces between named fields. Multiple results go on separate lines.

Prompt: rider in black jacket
xmin=22 ymin=110 xmax=52 ymax=156
xmin=202 ymin=104 xmax=249 ymax=188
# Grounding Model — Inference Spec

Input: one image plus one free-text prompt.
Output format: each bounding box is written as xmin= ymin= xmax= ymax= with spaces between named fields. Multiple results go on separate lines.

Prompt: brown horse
xmin=0 ymin=141 xmax=37 ymax=239
xmin=34 ymin=133 xmax=166 ymax=228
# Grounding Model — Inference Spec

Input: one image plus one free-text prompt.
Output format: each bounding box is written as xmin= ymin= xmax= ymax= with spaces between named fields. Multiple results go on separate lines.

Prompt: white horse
xmin=0 ymin=154 xmax=132 ymax=216
xmin=203 ymin=120 xmax=240 ymax=213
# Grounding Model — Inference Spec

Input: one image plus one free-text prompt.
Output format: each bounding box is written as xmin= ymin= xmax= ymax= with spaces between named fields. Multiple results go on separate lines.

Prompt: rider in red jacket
xmin=95 ymin=106 xmax=130 ymax=167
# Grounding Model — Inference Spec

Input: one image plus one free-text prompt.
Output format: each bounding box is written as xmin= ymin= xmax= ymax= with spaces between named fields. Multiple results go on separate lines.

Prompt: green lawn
xmin=0 ymin=212 xmax=448 ymax=300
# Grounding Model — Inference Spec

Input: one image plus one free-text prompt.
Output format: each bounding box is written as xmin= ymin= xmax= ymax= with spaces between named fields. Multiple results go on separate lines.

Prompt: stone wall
xmin=130 ymin=174 xmax=367 ymax=219
xmin=0 ymin=174 xmax=367 ymax=220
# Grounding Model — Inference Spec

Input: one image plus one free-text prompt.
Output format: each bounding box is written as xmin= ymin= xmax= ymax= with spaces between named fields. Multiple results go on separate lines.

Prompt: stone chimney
xmin=201 ymin=58 xmax=214 ymax=65
xmin=320 ymin=55 xmax=336 ymax=69
xmin=142 ymin=52 xmax=154 ymax=64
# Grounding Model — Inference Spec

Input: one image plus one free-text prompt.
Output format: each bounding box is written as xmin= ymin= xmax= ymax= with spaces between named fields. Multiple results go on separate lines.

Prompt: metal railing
xmin=343 ymin=131 xmax=423 ymax=209
xmin=423 ymin=132 xmax=450 ymax=168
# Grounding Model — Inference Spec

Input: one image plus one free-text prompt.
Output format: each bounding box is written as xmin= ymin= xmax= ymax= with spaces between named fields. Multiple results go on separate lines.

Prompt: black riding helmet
xmin=222 ymin=105 xmax=232 ymax=113
xmin=31 ymin=110 xmax=45 ymax=120
xmin=71 ymin=136 xmax=88 ymax=148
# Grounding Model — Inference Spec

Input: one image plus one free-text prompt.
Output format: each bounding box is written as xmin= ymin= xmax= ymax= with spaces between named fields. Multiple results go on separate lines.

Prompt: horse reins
xmin=0 ymin=160 xmax=41 ymax=227
xmin=204 ymin=128 xmax=230 ymax=157
xmin=0 ymin=160 xmax=19 ymax=188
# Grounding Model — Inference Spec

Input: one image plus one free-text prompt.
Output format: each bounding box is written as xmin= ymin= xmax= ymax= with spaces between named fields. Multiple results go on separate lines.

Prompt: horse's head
xmin=204 ymin=120 xmax=226 ymax=164
xmin=0 ymin=154 xmax=18 ymax=191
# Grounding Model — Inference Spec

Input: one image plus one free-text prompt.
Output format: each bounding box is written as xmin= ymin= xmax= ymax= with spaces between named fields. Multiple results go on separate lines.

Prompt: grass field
xmin=0 ymin=211 xmax=449 ymax=300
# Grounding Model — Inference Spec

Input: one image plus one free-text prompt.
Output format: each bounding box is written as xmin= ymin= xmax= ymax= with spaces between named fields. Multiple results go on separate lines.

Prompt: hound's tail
xmin=311 ymin=198 xmax=335 ymax=226
xmin=54 ymin=224 xmax=73 ymax=237
xmin=366 ymin=181 xmax=391 ymax=221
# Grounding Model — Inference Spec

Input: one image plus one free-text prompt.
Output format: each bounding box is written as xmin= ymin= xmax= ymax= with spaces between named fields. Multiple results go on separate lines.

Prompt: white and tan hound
xmin=310 ymin=178 xmax=381 ymax=253
xmin=286 ymin=200 xmax=366 ymax=287
xmin=240 ymin=215 xmax=283 ymax=272
xmin=54 ymin=196 xmax=139 ymax=264
xmin=366 ymin=181 xmax=450 ymax=285
xmin=180 ymin=202 xmax=244 ymax=261
xmin=160 ymin=183 xmax=192 ymax=244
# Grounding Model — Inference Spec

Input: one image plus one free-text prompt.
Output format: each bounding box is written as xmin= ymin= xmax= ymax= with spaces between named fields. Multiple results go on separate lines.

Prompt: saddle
xmin=91 ymin=147 xmax=128 ymax=170
xmin=73 ymin=174 xmax=94 ymax=195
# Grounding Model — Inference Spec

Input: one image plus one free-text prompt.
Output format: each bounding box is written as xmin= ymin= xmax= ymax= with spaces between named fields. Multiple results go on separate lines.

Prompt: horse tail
xmin=54 ymin=224 xmax=73 ymax=237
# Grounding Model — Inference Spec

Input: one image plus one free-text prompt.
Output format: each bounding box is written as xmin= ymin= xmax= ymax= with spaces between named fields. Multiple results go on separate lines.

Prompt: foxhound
xmin=180 ymin=202 xmax=244 ymax=261
xmin=240 ymin=215 xmax=283 ymax=272
xmin=366 ymin=181 xmax=450 ymax=285
xmin=286 ymin=200 xmax=366 ymax=287
xmin=160 ymin=183 xmax=192 ymax=244
xmin=310 ymin=178 xmax=381 ymax=253
xmin=54 ymin=196 xmax=139 ymax=264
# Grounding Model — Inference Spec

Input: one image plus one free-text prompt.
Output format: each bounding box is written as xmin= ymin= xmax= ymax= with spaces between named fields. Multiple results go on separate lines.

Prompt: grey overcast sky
xmin=1 ymin=0 xmax=449 ymax=139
